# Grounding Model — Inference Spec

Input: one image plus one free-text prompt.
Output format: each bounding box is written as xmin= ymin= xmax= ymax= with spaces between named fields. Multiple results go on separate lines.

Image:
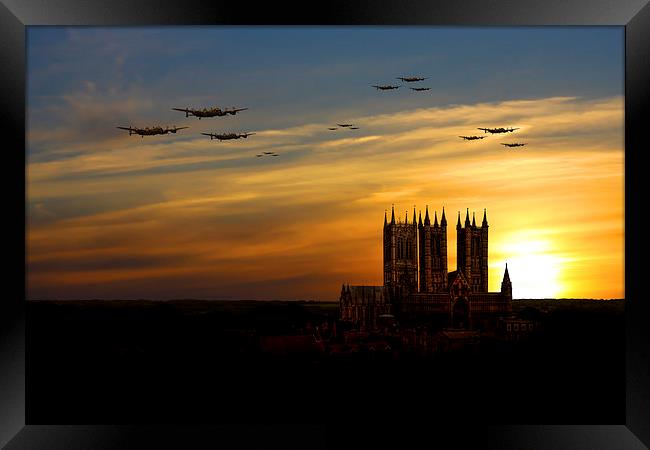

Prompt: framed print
xmin=2 ymin=0 xmax=649 ymax=448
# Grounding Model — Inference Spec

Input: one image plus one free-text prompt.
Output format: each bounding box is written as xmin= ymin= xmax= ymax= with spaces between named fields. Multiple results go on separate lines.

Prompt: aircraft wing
xmin=201 ymin=132 xmax=216 ymax=137
xmin=117 ymin=126 xmax=136 ymax=131
xmin=172 ymin=108 xmax=192 ymax=113
xmin=234 ymin=108 xmax=249 ymax=113
xmin=173 ymin=126 xmax=189 ymax=130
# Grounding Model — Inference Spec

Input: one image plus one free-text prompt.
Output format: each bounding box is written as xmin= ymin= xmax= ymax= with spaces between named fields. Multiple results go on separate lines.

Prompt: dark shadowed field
xmin=26 ymin=299 xmax=624 ymax=424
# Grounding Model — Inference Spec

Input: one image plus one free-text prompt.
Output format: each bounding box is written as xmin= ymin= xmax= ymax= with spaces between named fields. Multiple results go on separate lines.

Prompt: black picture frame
xmin=2 ymin=0 xmax=649 ymax=448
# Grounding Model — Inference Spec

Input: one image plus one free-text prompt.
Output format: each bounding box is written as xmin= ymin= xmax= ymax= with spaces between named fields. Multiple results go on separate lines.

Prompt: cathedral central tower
xmin=456 ymin=209 xmax=489 ymax=293
xmin=418 ymin=206 xmax=448 ymax=292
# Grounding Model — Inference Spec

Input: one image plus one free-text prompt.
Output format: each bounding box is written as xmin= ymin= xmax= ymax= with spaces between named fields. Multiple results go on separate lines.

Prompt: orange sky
xmin=27 ymin=95 xmax=624 ymax=300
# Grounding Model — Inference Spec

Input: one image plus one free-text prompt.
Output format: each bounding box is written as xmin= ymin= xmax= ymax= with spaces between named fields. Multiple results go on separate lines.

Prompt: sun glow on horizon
xmin=496 ymin=236 xmax=567 ymax=299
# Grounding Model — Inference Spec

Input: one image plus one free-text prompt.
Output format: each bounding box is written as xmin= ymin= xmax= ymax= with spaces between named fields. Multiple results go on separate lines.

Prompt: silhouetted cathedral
xmin=340 ymin=206 xmax=512 ymax=331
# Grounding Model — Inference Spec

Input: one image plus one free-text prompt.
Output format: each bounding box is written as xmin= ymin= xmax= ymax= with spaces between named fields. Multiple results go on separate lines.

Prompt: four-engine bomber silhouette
xmin=459 ymin=135 xmax=486 ymax=140
xmin=372 ymin=84 xmax=401 ymax=90
xmin=201 ymin=132 xmax=256 ymax=141
xmin=410 ymin=87 xmax=431 ymax=91
xmin=172 ymin=106 xmax=248 ymax=119
xmin=397 ymin=76 xmax=428 ymax=82
xmin=477 ymin=127 xmax=520 ymax=134
xmin=501 ymin=142 xmax=527 ymax=147
xmin=116 ymin=125 xmax=188 ymax=137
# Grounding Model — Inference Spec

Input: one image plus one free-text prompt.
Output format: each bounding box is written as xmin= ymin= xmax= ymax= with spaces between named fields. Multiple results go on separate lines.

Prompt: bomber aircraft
xmin=410 ymin=87 xmax=431 ymax=91
xmin=372 ymin=84 xmax=401 ymax=90
xmin=116 ymin=125 xmax=188 ymax=137
xmin=349 ymin=127 xmax=360 ymax=130
xmin=337 ymin=123 xmax=354 ymax=127
xmin=172 ymin=106 xmax=248 ymax=119
xmin=459 ymin=135 xmax=486 ymax=140
xmin=478 ymin=127 xmax=520 ymax=134
xmin=501 ymin=142 xmax=527 ymax=148
xmin=397 ymin=76 xmax=428 ymax=82
xmin=201 ymin=132 xmax=256 ymax=141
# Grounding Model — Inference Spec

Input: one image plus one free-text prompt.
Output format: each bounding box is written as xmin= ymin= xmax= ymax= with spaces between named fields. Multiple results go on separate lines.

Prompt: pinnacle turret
xmin=391 ymin=205 xmax=395 ymax=225
xmin=433 ymin=211 xmax=439 ymax=227
xmin=465 ymin=208 xmax=471 ymax=226
xmin=472 ymin=212 xmax=476 ymax=228
xmin=441 ymin=207 xmax=447 ymax=226
xmin=482 ymin=208 xmax=488 ymax=227
xmin=424 ymin=205 xmax=430 ymax=226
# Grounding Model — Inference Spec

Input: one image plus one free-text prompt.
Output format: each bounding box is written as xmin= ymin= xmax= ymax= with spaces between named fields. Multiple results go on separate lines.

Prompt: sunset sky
xmin=26 ymin=27 xmax=624 ymax=300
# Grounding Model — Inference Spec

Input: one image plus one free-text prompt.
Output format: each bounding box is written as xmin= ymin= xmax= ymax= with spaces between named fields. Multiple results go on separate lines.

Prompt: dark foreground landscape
xmin=27 ymin=299 xmax=625 ymax=424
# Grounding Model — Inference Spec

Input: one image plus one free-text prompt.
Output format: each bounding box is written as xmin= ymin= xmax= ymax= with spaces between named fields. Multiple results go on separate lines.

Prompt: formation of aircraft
xmin=477 ymin=127 xmax=520 ymax=134
xmin=372 ymin=84 xmax=401 ymax=90
xmin=459 ymin=135 xmax=486 ymax=140
xmin=116 ymin=125 xmax=188 ymax=137
xmin=172 ymin=106 xmax=248 ymax=119
xmin=397 ymin=76 xmax=428 ymax=82
xmin=456 ymin=125 xmax=530 ymax=149
xmin=201 ymin=132 xmax=256 ymax=141
xmin=501 ymin=142 xmax=527 ymax=147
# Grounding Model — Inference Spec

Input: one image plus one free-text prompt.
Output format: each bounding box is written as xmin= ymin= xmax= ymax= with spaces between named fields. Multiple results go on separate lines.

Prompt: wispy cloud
xmin=27 ymin=94 xmax=623 ymax=300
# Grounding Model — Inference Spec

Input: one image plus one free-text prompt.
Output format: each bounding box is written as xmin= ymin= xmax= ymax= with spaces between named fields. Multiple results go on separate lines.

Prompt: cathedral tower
xmin=456 ymin=208 xmax=489 ymax=293
xmin=384 ymin=206 xmax=418 ymax=291
xmin=418 ymin=206 xmax=448 ymax=292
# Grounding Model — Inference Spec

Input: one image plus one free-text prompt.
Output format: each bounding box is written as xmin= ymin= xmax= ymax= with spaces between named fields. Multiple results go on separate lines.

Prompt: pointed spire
xmin=424 ymin=205 xmax=430 ymax=226
xmin=433 ymin=211 xmax=439 ymax=227
xmin=482 ymin=208 xmax=488 ymax=227
xmin=418 ymin=211 xmax=423 ymax=227
xmin=441 ymin=206 xmax=447 ymax=226
xmin=465 ymin=208 xmax=471 ymax=226
xmin=472 ymin=212 xmax=476 ymax=227
xmin=405 ymin=210 xmax=409 ymax=225
xmin=390 ymin=205 xmax=395 ymax=224
xmin=412 ymin=206 xmax=416 ymax=226
xmin=384 ymin=209 xmax=388 ymax=227
xmin=504 ymin=262 xmax=510 ymax=280
xmin=456 ymin=210 xmax=461 ymax=229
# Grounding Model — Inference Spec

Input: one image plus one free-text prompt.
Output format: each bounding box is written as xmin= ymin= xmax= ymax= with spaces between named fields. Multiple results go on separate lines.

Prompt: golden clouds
xmin=27 ymin=95 xmax=624 ymax=299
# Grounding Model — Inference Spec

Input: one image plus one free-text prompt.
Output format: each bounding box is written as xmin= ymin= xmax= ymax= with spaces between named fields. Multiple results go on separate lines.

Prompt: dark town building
xmin=340 ymin=206 xmax=512 ymax=331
